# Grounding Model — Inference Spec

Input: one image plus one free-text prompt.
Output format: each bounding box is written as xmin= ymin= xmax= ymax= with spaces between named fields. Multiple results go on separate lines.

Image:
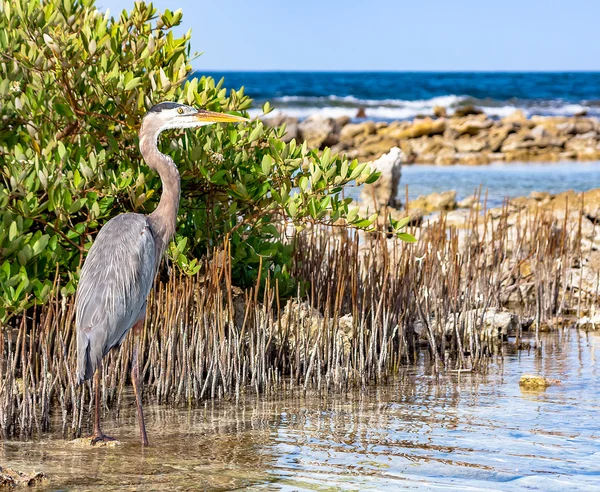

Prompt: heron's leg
xmin=132 ymin=320 xmax=149 ymax=446
xmin=90 ymin=361 xmax=115 ymax=444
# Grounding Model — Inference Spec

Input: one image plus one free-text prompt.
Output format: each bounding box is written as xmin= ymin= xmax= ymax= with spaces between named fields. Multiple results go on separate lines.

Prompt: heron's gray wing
xmin=75 ymin=213 xmax=156 ymax=383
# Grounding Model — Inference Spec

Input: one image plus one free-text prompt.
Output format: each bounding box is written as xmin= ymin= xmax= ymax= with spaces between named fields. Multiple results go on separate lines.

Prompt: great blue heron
xmin=75 ymin=102 xmax=247 ymax=445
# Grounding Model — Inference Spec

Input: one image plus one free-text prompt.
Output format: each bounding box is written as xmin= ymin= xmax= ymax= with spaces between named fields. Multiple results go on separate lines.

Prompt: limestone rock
xmin=409 ymin=190 xmax=457 ymax=213
xmin=583 ymin=188 xmax=600 ymax=221
xmin=298 ymin=115 xmax=336 ymax=149
xmin=360 ymin=147 xmax=403 ymax=209
xmin=453 ymin=105 xmax=483 ymax=118
xmin=433 ymin=105 xmax=447 ymax=118
xmin=565 ymin=134 xmax=599 ymax=153
xmin=447 ymin=308 xmax=519 ymax=340
xmin=457 ymin=195 xmax=479 ymax=208
xmin=519 ymin=374 xmax=560 ymax=389
xmin=395 ymin=117 xmax=446 ymax=139
xmin=577 ymin=314 xmax=600 ymax=330
xmin=359 ymin=137 xmax=399 ymax=158
xmin=454 ymin=134 xmax=489 ymax=153
xmin=0 ymin=466 xmax=47 ymax=487
xmin=450 ymin=116 xmax=493 ymax=136
xmin=503 ymin=109 xmax=528 ymax=123
xmin=71 ymin=437 xmax=123 ymax=447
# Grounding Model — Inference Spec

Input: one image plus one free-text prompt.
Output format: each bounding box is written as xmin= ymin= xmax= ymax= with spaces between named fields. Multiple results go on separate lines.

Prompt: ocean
xmin=201 ymin=71 xmax=600 ymax=121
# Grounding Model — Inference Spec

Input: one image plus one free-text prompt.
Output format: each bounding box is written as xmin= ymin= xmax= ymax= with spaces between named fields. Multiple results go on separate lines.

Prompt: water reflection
xmin=1 ymin=331 xmax=599 ymax=490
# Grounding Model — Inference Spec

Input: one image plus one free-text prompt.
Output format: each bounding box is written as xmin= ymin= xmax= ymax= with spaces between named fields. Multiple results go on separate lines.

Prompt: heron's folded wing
xmin=75 ymin=213 xmax=156 ymax=360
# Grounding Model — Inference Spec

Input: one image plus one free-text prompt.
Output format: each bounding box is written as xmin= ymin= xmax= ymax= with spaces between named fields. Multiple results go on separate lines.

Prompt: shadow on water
xmin=2 ymin=330 xmax=600 ymax=491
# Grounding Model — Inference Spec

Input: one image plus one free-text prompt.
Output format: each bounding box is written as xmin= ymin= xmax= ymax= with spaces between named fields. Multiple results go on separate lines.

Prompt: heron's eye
xmin=177 ymin=108 xmax=184 ymax=114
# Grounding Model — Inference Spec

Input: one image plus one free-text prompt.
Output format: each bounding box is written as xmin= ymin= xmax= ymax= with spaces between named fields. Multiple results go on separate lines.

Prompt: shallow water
xmin=2 ymin=331 xmax=600 ymax=491
xmin=400 ymin=161 xmax=600 ymax=207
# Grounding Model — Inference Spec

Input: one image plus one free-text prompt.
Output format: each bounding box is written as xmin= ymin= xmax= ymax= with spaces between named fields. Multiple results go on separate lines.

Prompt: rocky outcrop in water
xmin=265 ymin=109 xmax=600 ymax=164
xmin=360 ymin=147 xmax=403 ymax=209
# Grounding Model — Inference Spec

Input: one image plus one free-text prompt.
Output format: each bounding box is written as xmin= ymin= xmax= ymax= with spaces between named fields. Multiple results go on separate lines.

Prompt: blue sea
xmin=198 ymin=72 xmax=600 ymax=200
xmin=202 ymin=71 xmax=600 ymax=121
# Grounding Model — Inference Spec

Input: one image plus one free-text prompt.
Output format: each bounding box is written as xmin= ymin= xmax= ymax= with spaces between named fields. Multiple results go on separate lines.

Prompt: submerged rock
xmin=0 ymin=466 xmax=47 ymax=487
xmin=71 ymin=437 xmax=123 ymax=447
xmin=519 ymin=374 xmax=560 ymax=389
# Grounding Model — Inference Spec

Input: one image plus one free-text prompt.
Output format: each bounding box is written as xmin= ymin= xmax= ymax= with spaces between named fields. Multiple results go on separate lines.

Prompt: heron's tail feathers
xmin=76 ymin=331 xmax=99 ymax=385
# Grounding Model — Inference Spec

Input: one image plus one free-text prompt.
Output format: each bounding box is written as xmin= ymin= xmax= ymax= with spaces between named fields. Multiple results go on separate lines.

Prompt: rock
xmin=71 ymin=437 xmax=123 ymax=447
xmin=360 ymin=147 xmax=403 ymax=208
xmin=334 ymin=115 xmax=351 ymax=130
xmin=565 ymin=134 xmax=599 ymax=153
xmin=442 ymin=308 xmax=519 ymax=341
xmin=444 ymin=209 xmax=472 ymax=225
xmin=262 ymin=114 xmax=299 ymax=128
xmin=454 ymin=134 xmax=489 ymax=152
xmin=574 ymin=119 xmax=596 ymax=134
xmin=356 ymin=107 xmax=367 ymax=118
xmin=488 ymin=123 xmax=518 ymax=152
xmin=298 ymin=115 xmax=336 ymax=149
xmin=450 ymin=116 xmax=493 ymax=136
xmin=339 ymin=121 xmax=375 ymax=142
xmin=409 ymin=190 xmax=457 ymax=212
xmin=330 ymin=141 xmax=351 ymax=155
xmin=456 ymin=152 xmax=490 ymax=165
xmin=576 ymin=311 xmax=600 ymax=330
xmin=453 ymin=105 xmax=483 ymax=118
xmin=488 ymin=152 xmax=506 ymax=161
xmin=529 ymin=191 xmax=551 ymax=201
xmin=519 ymin=374 xmax=560 ymax=389
xmin=279 ymin=300 xmax=353 ymax=357
xmin=434 ymin=148 xmax=457 ymax=165
xmin=0 ymin=466 xmax=47 ymax=487
xmin=281 ymin=121 xmax=298 ymax=143
xmin=567 ymin=266 xmax=600 ymax=296
xmin=554 ymin=119 xmax=595 ymax=135
xmin=433 ymin=106 xmax=447 ymax=118
xmin=395 ymin=117 xmax=446 ymax=139
xmin=583 ymin=188 xmax=600 ymax=222
xmin=457 ymin=195 xmax=479 ymax=208
xmin=577 ymin=314 xmax=600 ymax=330
xmin=503 ymin=109 xmax=528 ymax=123
xmin=501 ymin=131 xmax=536 ymax=152
xmin=359 ymin=137 xmax=399 ymax=158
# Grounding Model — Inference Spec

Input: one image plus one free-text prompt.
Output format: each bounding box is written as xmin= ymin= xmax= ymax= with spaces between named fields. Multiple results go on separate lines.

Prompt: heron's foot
xmin=90 ymin=433 xmax=116 ymax=445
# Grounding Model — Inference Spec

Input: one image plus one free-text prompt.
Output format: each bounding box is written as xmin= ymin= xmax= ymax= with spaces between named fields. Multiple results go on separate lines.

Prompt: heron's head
xmin=142 ymin=102 xmax=248 ymax=134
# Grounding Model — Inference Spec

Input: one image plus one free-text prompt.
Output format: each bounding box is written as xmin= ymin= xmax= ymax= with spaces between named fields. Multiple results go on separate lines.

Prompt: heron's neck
xmin=139 ymin=131 xmax=181 ymax=256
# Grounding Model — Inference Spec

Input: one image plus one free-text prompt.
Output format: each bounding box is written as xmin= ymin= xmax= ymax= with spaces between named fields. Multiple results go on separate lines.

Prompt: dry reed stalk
xmin=0 ymin=203 xmax=595 ymax=438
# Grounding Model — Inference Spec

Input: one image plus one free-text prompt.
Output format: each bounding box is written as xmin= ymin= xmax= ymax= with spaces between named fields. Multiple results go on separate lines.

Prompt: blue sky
xmin=98 ymin=0 xmax=600 ymax=71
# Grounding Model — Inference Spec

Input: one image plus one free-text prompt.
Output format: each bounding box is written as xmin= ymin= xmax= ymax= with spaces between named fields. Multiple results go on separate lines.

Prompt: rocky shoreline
xmin=357 ymin=147 xmax=600 ymax=336
xmin=265 ymin=107 xmax=600 ymax=164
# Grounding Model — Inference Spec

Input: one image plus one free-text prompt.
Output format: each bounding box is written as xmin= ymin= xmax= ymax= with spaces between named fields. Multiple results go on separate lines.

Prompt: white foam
xmin=249 ymin=94 xmax=597 ymax=121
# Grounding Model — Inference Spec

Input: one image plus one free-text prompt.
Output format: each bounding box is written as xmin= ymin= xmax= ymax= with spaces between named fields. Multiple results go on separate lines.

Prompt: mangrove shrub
xmin=0 ymin=0 xmax=412 ymax=322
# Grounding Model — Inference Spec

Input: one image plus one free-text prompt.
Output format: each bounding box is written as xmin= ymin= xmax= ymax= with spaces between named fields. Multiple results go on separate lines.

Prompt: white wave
xmin=527 ymin=103 xmax=589 ymax=116
xmin=274 ymin=94 xmax=466 ymax=109
xmin=251 ymin=104 xmax=519 ymax=121
xmin=248 ymin=94 xmax=597 ymax=121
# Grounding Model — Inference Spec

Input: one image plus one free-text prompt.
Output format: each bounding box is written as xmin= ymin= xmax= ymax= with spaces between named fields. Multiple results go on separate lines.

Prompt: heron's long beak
xmin=195 ymin=110 xmax=248 ymax=123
